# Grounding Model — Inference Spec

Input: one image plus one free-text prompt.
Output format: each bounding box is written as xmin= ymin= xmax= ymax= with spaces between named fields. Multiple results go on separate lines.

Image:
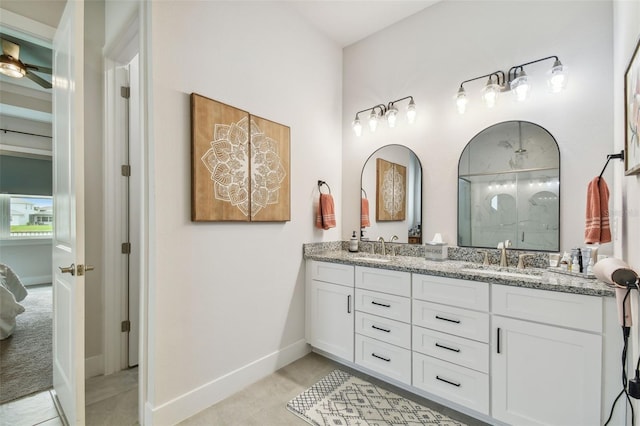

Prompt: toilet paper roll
xmin=593 ymin=257 xmax=631 ymax=285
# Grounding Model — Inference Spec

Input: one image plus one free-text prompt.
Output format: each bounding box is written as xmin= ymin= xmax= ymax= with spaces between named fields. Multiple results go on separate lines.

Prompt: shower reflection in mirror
xmin=458 ymin=121 xmax=560 ymax=251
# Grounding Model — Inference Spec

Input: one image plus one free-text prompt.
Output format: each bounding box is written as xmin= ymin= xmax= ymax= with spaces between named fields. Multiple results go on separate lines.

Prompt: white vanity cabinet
xmin=411 ymin=274 xmax=490 ymax=415
xmin=306 ymin=260 xmax=355 ymax=362
xmin=354 ymin=266 xmax=412 ymax=384
xmin=491 ymin=284 xmax=603 ymax=426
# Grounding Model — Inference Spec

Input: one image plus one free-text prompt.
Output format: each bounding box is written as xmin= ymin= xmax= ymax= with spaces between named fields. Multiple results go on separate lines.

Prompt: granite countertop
xmin=304 ymin=247 xmax=615 ymax=298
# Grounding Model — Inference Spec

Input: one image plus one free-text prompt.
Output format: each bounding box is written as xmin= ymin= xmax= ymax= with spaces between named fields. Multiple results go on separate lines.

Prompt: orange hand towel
xmin=361 ymin=197 xmax=370 ymax=228
xmin=585 ymin=177 xmax=611 ymax=244
xmin=315 ymin=193 xmax=336 ymax=230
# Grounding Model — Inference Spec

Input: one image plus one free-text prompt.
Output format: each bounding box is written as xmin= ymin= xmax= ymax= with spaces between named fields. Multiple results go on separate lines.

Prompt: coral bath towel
xmin=361 ymin=198 xmax=371 ymax=228
xmin=585 ymin=177 xmax=611 ymax=244
xmin=315 ymin=193 xmax=336 ymax=230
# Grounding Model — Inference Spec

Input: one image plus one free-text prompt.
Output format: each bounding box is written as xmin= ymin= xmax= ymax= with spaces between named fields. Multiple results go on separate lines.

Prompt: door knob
xmin=59 ymin=264 xmax=76 ymax=276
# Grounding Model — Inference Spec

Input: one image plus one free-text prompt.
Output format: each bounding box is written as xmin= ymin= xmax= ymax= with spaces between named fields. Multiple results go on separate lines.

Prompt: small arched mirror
xmin=361 ymin=145 xmax=422 ymax=243
xmin=458 ymin=121 xmax=560 ymax=251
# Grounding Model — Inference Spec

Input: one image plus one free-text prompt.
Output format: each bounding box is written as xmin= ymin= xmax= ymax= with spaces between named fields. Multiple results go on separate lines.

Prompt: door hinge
xmin=120 ymin=86 xmax=130 ymax=99
xmin=122 ymin=242 xmax=131 ymax=254
xmin=121 ymin=320 xmax=131 ymax=332
xmin=121 ymin=165 xmax=131 ymax=177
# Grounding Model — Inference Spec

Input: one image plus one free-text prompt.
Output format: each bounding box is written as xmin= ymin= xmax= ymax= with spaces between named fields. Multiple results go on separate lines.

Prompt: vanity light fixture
xmin=455 ymin=56 xmax=567 ymax=114
xmin=351 ymin=96 xmax=416 ymax=136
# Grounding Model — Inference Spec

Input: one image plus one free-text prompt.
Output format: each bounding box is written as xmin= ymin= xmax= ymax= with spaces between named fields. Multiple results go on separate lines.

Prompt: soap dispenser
xmin=349 ymin=231 xmax=359 ymax=252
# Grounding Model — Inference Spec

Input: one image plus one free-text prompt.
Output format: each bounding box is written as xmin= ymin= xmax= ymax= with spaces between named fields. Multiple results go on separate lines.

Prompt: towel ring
xmin=361 ymin=188 xmax=368 ymax=198
xmin=318 ymin=180 xmax=331 ymax=194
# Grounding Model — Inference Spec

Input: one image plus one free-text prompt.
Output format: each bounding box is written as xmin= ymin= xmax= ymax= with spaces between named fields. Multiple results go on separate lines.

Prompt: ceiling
xmin=285 ymin=1 xmax=440 ymax=47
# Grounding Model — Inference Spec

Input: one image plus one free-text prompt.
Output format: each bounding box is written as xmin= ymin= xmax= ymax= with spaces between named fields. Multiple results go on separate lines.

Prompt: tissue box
xmin=424 ymin=243 xmax=448 ymax=261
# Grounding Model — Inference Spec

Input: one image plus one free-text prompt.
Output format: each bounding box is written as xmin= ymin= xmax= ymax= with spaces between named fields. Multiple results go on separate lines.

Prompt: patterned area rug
xmin=287 ymin=370 xmax=465 ymax=426
xmin=0 ymin=285 xmax=53 ymax=404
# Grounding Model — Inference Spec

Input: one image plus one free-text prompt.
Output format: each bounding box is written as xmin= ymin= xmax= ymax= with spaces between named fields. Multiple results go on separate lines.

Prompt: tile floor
xmin=0 ymin=352 xmax=485 ymax=426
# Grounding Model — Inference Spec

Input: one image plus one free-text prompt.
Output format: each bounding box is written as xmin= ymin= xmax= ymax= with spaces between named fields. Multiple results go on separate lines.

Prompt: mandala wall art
xmin=191 ymin=93 xmax=290 ymax=221
xmin=625 ymin=37 xmax=640 ymax=175
xmin=376 ymin=158 xmax=406 ymax=221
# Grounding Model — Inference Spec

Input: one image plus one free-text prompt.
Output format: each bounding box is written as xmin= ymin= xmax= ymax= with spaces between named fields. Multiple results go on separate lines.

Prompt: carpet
xmin=287 ymin=370 xmax=466 ymax=426
xmin=0 ymin=285 xmax=53 ymax=404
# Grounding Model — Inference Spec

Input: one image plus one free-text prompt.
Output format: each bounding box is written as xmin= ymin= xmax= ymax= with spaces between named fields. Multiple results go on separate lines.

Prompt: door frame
xmin=102 ymin=5 xmax=151 ymax=425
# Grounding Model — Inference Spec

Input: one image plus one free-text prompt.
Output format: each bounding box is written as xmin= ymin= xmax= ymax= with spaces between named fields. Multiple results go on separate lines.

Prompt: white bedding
xmin=0 ymin=264 xmax=28 ymax=340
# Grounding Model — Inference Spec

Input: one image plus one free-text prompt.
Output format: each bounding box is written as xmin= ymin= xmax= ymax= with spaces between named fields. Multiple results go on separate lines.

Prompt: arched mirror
xmin=458 ymin=121 xmax=560 ymax=251
xmin=361 ymin=145 xmax=422 ymax=243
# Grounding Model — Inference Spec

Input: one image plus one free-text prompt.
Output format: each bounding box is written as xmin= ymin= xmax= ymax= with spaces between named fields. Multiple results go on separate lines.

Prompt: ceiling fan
xmin=0 ymin=38 xmax=52 ymax=89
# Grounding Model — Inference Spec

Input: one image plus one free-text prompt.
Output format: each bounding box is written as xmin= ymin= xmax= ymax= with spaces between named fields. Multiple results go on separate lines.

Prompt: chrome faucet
xmin=389 ymin=235 xmax=399 ymax=256
xmin=499 ymin=240 xmax=511 ymax=267
xmin=378 ymin=237 xmax=386 ymax=255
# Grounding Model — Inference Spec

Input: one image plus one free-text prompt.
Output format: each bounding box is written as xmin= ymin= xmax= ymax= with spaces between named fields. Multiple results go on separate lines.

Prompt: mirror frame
xmin=457 ymin=120 xmax=561 ymax=252
xmin=360 ymin=144 xmax=423 ymax=244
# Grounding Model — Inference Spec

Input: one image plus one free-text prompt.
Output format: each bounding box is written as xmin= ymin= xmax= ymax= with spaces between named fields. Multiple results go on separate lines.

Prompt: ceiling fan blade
xmin=25 ymin=70 xmax=52 ymax=89
xmin=1 ymin=38 xmax=20 ymax=59
xmin=25 ymin=63 xmax=52 ymax=74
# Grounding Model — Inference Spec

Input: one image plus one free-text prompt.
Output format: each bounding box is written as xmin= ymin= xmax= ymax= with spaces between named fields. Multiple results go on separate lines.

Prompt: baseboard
xmin=23 ymin=275 xmax=52 ymax=286
xmin=85 ymin=354 xmax=104 ymax=379
xmin=147 ymin=339 xmax=310 ymax=425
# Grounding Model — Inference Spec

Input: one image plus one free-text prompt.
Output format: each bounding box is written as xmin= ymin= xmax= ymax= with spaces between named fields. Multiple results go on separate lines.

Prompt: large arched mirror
xmin=458 ymin=121 xmax=560 ymax=251
xmin=361 ymin=145 xmax=422 ymax=243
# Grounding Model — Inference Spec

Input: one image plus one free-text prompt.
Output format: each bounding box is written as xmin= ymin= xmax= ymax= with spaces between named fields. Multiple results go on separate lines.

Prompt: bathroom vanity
xmin=304 ymin=245 xmax=620 ymax=426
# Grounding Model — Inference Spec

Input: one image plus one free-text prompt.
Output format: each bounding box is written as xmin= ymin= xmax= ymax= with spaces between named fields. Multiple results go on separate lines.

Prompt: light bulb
xmin=352 ymin=116 xmax=362 ymax=137
xmin=481 ymin=78 xmax=500 ymax=108
xmin=547 ymin=59 xmax=568 ymax=93
xmin=368 ymin=110 xmax=379 ymax=132
xmin=455 ymin=86 xmax=468 ymax=114
xmin=406 ymin=98 xmax=416 ymax=124
xmin=386 ymin=105 xmax=398 ymax=128
xmin=510 ymin=69 xmax=530 ymax=102
xmin=0 ymin=55 xmax=26 ymax=78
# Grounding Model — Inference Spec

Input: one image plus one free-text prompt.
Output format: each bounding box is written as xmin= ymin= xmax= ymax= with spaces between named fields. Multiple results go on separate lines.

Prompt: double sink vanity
xmin=303 ymin=242 xmax=619 ymax=426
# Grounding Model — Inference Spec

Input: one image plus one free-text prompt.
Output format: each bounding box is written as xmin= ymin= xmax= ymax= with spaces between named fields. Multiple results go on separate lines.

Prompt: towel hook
xmin=598 ymin=150 xmax=625 ymax=179
xmin=318 ymin=180 xmax=331 ymax=194
xmin=361 ymin=188 xmax=368 ymax=198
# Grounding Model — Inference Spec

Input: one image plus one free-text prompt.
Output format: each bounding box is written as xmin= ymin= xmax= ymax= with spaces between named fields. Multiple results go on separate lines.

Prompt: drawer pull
xmin=497 ymin=327 xmax=501 ymax=354
xmin=347 ymin=295 xmax=351 ymax=314
xmin=371 ymin=353 xmax=391 ymax=362
xmin=372 ymin=325 xmax=391 ymax=333
xmin=436 ymin=376 xmax=461 ymax=387
xmin=435 ymin=315 xmax=461 ymax=324
xmin=435 ymin=342 xmax=461 ymax=353
xmin=371 ymin=301 xmax=391 ymax=308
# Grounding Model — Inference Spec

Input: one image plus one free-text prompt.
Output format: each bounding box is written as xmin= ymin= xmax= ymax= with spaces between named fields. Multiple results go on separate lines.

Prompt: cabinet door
xmin=492 ymin=316 xmax=602 ymax=426
xmin=308 ymin=280 xmax=354 ymax=362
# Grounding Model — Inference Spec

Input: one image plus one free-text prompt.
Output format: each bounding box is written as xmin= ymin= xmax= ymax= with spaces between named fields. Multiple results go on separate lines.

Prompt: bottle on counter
xmin=349 ymin=231 xmax=359 ymax=252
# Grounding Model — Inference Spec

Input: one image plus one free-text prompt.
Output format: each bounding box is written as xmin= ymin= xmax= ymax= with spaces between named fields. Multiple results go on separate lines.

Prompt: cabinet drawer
xmin=413 ymin=352 xmax=489 ymax=415
xmin=413 ymin=326 xmax=488 ymax=373
xmin=355 ymin=266 xmax=411 ymax=297
xmin=308 ymin=261 xmax=354 ymax=287
xmin=492 ymin=284 xmax=602 ymax=333
xmin=355 ymin=335 xmax=411 ymax=385
xmin=356 ymin=289 xmax=411 ymax=323
xmin=413 ymin=300 xmax=489 ymax=343
xmin=413 ymin=273 xmax=489 ymax=311
xmin=356 ymin=311 xmax=411 ymax=350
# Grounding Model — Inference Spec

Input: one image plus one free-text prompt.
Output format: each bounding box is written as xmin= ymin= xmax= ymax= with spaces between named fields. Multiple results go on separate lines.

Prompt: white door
xmin=309 ymin=280 xmax=354 ymax=361
xmin=492 ymin=316 xmax=602 ymax=426
xmin=52 ymin=1 xmax=86 ymax=424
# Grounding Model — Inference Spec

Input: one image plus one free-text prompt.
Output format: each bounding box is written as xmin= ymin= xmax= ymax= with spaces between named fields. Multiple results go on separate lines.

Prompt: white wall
xmin=343 ymin=1 xmax=614 ymax=254
xmin=613 ymin=0 xmax=640 ymax=422
xmin=146 ymin=2 xmax=342 ymax=423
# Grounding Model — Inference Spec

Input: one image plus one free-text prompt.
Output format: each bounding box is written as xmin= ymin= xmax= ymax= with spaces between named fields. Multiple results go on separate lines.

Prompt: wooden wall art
xmin=376 ymin=158 xmax=406 ymax=221
xmin=191 ymin=93 xmax=290 ymax=222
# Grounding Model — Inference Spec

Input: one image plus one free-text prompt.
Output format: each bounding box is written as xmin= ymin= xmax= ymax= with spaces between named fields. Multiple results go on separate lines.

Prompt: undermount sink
xmin=351 ymin=256 xmax=392 ymax=263
xmin=460 ymin=265 xmax=543 ymax=280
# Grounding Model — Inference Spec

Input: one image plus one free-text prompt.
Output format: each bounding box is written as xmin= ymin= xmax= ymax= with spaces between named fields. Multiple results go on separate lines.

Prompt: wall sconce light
xmin=352 ymin=96 xmax=416 ymax=136
xmin=455 ymin=56 xmax=567 ymax=114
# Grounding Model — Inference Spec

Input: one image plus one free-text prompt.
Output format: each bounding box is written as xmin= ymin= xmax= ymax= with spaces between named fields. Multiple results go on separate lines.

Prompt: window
xmin=1 ymin=194 xmax=53 ymax=238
